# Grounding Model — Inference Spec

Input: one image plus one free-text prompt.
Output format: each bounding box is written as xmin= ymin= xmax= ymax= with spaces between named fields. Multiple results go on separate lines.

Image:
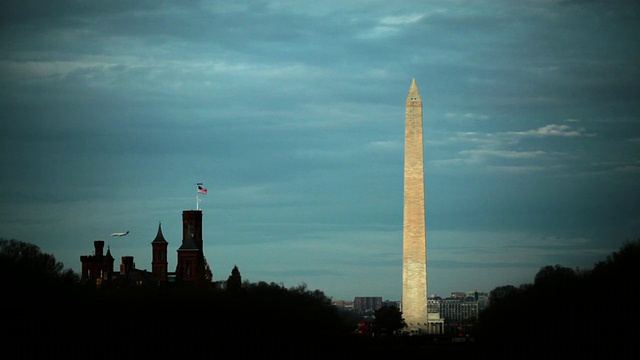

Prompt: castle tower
xmin=80 ymin=240 xmax=114 ymax=286
xmin=151 ymin=222 xmax=168 ymax=282
xmin=176 ymin=210 xmax=210 ymax=283
xmin=182 ymin=210 xmax=203 ymax=252
xmin=402 ymin=78 xmax=428 ymax=331
xmin=176 ymin=231 xmax=199 ymax=282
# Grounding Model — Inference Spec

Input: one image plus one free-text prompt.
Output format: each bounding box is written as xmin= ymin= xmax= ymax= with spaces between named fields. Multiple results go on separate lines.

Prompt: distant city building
xmin=382 ymin=300 xmax=401 ymax=309
xmin=332 ymin=300 xmax=354 ymax=311
xmin=426 ymin=291 xmax=489 ymax=326
xmin=439 ymin=298 xmax=479 ymax=323
xmin=468 ymin=290 xmax=489 ymax=312
xmin=354 ymin=297 xmax=383 ymax=313
xmin=427 ymin=298 xmax=441 ymax=314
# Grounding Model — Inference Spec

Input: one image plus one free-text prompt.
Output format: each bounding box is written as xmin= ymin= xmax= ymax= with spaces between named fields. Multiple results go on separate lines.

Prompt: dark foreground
xmin=5 ymin=287 xmax=635 ymax=359
xmin=9 ymin=322 xmax=632 ymax=360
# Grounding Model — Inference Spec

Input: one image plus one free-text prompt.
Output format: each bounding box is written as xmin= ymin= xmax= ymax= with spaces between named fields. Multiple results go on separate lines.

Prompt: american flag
xmin=197 ymin=184 xmax=207 ymax=195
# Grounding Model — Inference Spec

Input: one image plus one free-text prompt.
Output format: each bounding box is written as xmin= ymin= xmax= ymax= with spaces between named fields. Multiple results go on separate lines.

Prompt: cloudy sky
xmin=1 ymin=0 xmax=639 ymax=301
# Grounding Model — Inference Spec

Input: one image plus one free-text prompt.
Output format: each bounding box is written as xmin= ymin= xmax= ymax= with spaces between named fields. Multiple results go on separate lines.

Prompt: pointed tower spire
xmin=151 ymin=221 xmax=168 ymax=282
xmin=152 ymin=221 xmax=168 ymax=244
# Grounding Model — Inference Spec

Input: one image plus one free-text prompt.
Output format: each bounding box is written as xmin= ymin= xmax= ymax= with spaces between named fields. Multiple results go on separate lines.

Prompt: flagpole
xmin=196 ymin=182 xmax=205 ymax=211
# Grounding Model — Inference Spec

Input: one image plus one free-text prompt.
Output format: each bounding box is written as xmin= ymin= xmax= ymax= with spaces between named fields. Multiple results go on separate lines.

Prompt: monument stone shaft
xmin=402 ymin=78 xmax=428 ymax=328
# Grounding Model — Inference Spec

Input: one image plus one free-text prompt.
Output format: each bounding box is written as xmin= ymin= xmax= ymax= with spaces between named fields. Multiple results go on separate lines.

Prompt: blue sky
xmin=1 ymin=0 xmax=638 ymax=301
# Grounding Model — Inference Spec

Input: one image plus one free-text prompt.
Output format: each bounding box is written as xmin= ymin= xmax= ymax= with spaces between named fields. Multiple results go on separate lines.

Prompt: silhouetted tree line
xmin=476 ymin=239 xmax=640 ymax=359
xmin=0 ymin=238 xmax=356 ymax=357
xmin=0 ymin=238 xmax=80 ymax=291
xmin=2 ymin=237 xmax=638 ymax=358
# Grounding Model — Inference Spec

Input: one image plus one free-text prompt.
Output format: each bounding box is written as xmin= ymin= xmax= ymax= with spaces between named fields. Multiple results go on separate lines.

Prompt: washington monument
xmin=402 ymin=78 xmax=429 ymax=331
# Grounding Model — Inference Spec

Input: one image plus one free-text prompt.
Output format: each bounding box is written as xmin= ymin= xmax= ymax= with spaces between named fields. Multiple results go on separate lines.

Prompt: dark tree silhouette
xmin=487 ymin=285 xmax=520 ymax=306
xmin=591 ymin=239 xmax=640 ymax=285
xmin=477 ymin=239 xmax=640 ymax=359
xmin=0 ymin=238 xmax=79 ymax=289
xmin=226 ymin=264 xmax=242 ymax=291
xmin=203 ymin=257 xmax=213 ymax=282
xmin=534 ymin=264 xmax=578 ymax=287
xmin=372 ymin=306 xmax=406 ymax=335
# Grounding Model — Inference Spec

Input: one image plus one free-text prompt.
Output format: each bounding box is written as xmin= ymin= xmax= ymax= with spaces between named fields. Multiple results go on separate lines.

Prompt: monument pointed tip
xmin=407 ymin=78 xmax=421 ymax=100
